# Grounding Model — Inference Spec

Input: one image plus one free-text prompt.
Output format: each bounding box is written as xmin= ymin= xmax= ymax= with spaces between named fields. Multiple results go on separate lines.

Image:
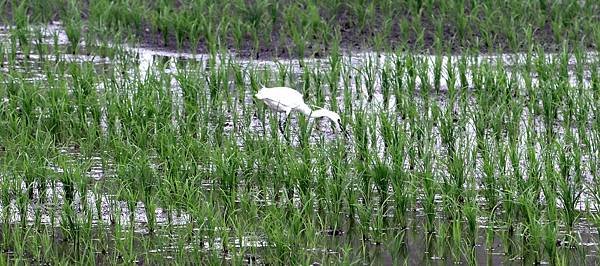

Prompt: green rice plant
xmin=389 ymin=136 xmax=412 ymax=228
xmin=444 ymin=145 xmax=467 ymax=208
xmin=12 ymin=0 xmax=30 ymax=49
xmin=309 ymin=67 xmax=325 ymax=107
xmin=373 ymin=17 xmax=392 ymax=51
xmin=0 ymin=41 xmax=4 ymax=68
xmin=355 ymin=196 xmax=373 ymax=243
xmin=417 ymin=59 xmax=432 ymax=101
xmin=153 ymin=5 xmax=173 ymax=47
xmin=390 ymin=56 xmax=406 ymax=111
xmin=56 ymin=154 xmax=77 ymax=205
xmin=176 ymin=68 xmax=202 ymax=137
xmin=371 ymin=199 xmax=390 ymax=246
xmin=10 ymin=224 xmax=28 ymax=261
xmin=457 ymin=55 xmax=470 ymax=91
xmin=352 ymin=109 xmax=372 ymax=204
xmin=543 ymin=211 xmax=559 ymax=264
xmin=230 ymin=18 xmax=246 ymax=53
xmin=450 ymin=218 xmax=463 ymax=262
xmin=371 ymin=157 xmax=390 ymax=208
xmin=432 ymin=54 xmax=443 ymax=93
xmin=295 ymin=149 xmax=314 ymax=204
xmin=70 ymin=62 xmax=102 ymax=143
xmin=64 ymin=1 xmax=83 ymax=54
xmin=480 ymin=140 xmax=500 ymax=211
xmin=107 ymin=0 xmax=145 ymax=34
xmin=33 ymin=0 xmax=62 ymax=23
xmin=362 ymin=57 xmax=377 ymax=102
xmin=555 ymin=141 xmax=583 ymax=235
xmin=314 ymin=148 xmax=332 ymax=214
xmin=379 ymin=62 xmax=394 ymax=110
xmin=414 ymin=27 xmax=426 ymax=53
xmin=453 ymin=1 xmax=468 ymax=42
xmin=14 ymin=175 xmax=30 ymax=230
xmin=483 ymin=207 xmax=498 ymax=252
xmin=463 ymin=198 xmax=478 ymax=248
xmin=587 ymin=159 xmax=600 ymax=239
xmin=434 ymin=220 xmax=450 ymax=259
xmin=498 ymin=172 xmax=518 ymax=253
xmin=0 ymin=176 xmax=12 ymax=248
xmin=173 ymin=11 xmax=191 ymax=51
xmin=421 ymin=144 xmax=437 ymax=234
xmin=214 ymin=141 xmax=241 ymax=202
xmin=524 ymin=133 xmax=542 ymax=189
xmin=59 ymin=193 xmax=81 ymax=248
xmin=114 ymin=203 xmax=137 ymax=264
xmin=345 ymin=176 xmax=360 ymax=233
xmin=439 ymin=102 xmax=458 ymax=157
xmin=518 ymin=189 xmax=543 ymax=264
xmin=32 ymin=26 xmax=48 ymax=61
xmin=262 ymin=204 xmax=303 ymax=264
xmin=5 ymin=35 xmax=18 ymax=67
xmin=288 ymin=26 xmax=306 ymax=59
xmin=538 ymin=88 xmax=559 ymax=139
xmin=325 ymin=141 xmax=349 ymax=231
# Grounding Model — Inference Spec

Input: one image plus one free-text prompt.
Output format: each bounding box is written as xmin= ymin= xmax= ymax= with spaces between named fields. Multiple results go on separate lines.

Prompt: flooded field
xmin=1 ymin=15 xmax=600 ymax=265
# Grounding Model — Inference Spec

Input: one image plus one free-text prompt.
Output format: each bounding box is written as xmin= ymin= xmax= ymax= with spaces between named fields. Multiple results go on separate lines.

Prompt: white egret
xmin=254 ymin=86 xmax=348 ymax=138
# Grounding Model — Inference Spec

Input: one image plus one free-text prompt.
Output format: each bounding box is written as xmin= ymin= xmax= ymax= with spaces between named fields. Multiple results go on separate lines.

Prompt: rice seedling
xmin=64 ymin=1 xmax=83 ymax=54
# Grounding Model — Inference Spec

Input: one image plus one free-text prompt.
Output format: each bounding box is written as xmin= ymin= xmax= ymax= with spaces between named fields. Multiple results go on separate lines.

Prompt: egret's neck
xmin=297 ymin=103 xmax=313 ymax=116
xmin=308 ymin=109 xmax=327 ymax=118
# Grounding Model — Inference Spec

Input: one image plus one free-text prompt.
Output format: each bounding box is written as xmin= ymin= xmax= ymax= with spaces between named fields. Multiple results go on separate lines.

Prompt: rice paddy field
xmin=1 ymin=0 xmax=600 ymax=265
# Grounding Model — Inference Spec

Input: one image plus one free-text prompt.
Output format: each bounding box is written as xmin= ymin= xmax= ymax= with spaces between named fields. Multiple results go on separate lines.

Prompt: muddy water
xmin=1 ymin=23 xmax=599 ymax=264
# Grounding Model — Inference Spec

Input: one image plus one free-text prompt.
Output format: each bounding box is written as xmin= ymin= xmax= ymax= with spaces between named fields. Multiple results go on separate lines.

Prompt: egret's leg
xmin=279 ymin=112 xmax=291 ymax=142
xmin=279 ymin=120 xmax=285 ymax=135
xmin=278 ymin=113 xmax=286 ymax=135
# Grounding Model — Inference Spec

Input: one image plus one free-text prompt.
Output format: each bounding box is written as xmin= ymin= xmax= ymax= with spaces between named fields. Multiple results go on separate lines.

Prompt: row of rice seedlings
xmin=4 ymin=0 xmax=599 ymax=58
